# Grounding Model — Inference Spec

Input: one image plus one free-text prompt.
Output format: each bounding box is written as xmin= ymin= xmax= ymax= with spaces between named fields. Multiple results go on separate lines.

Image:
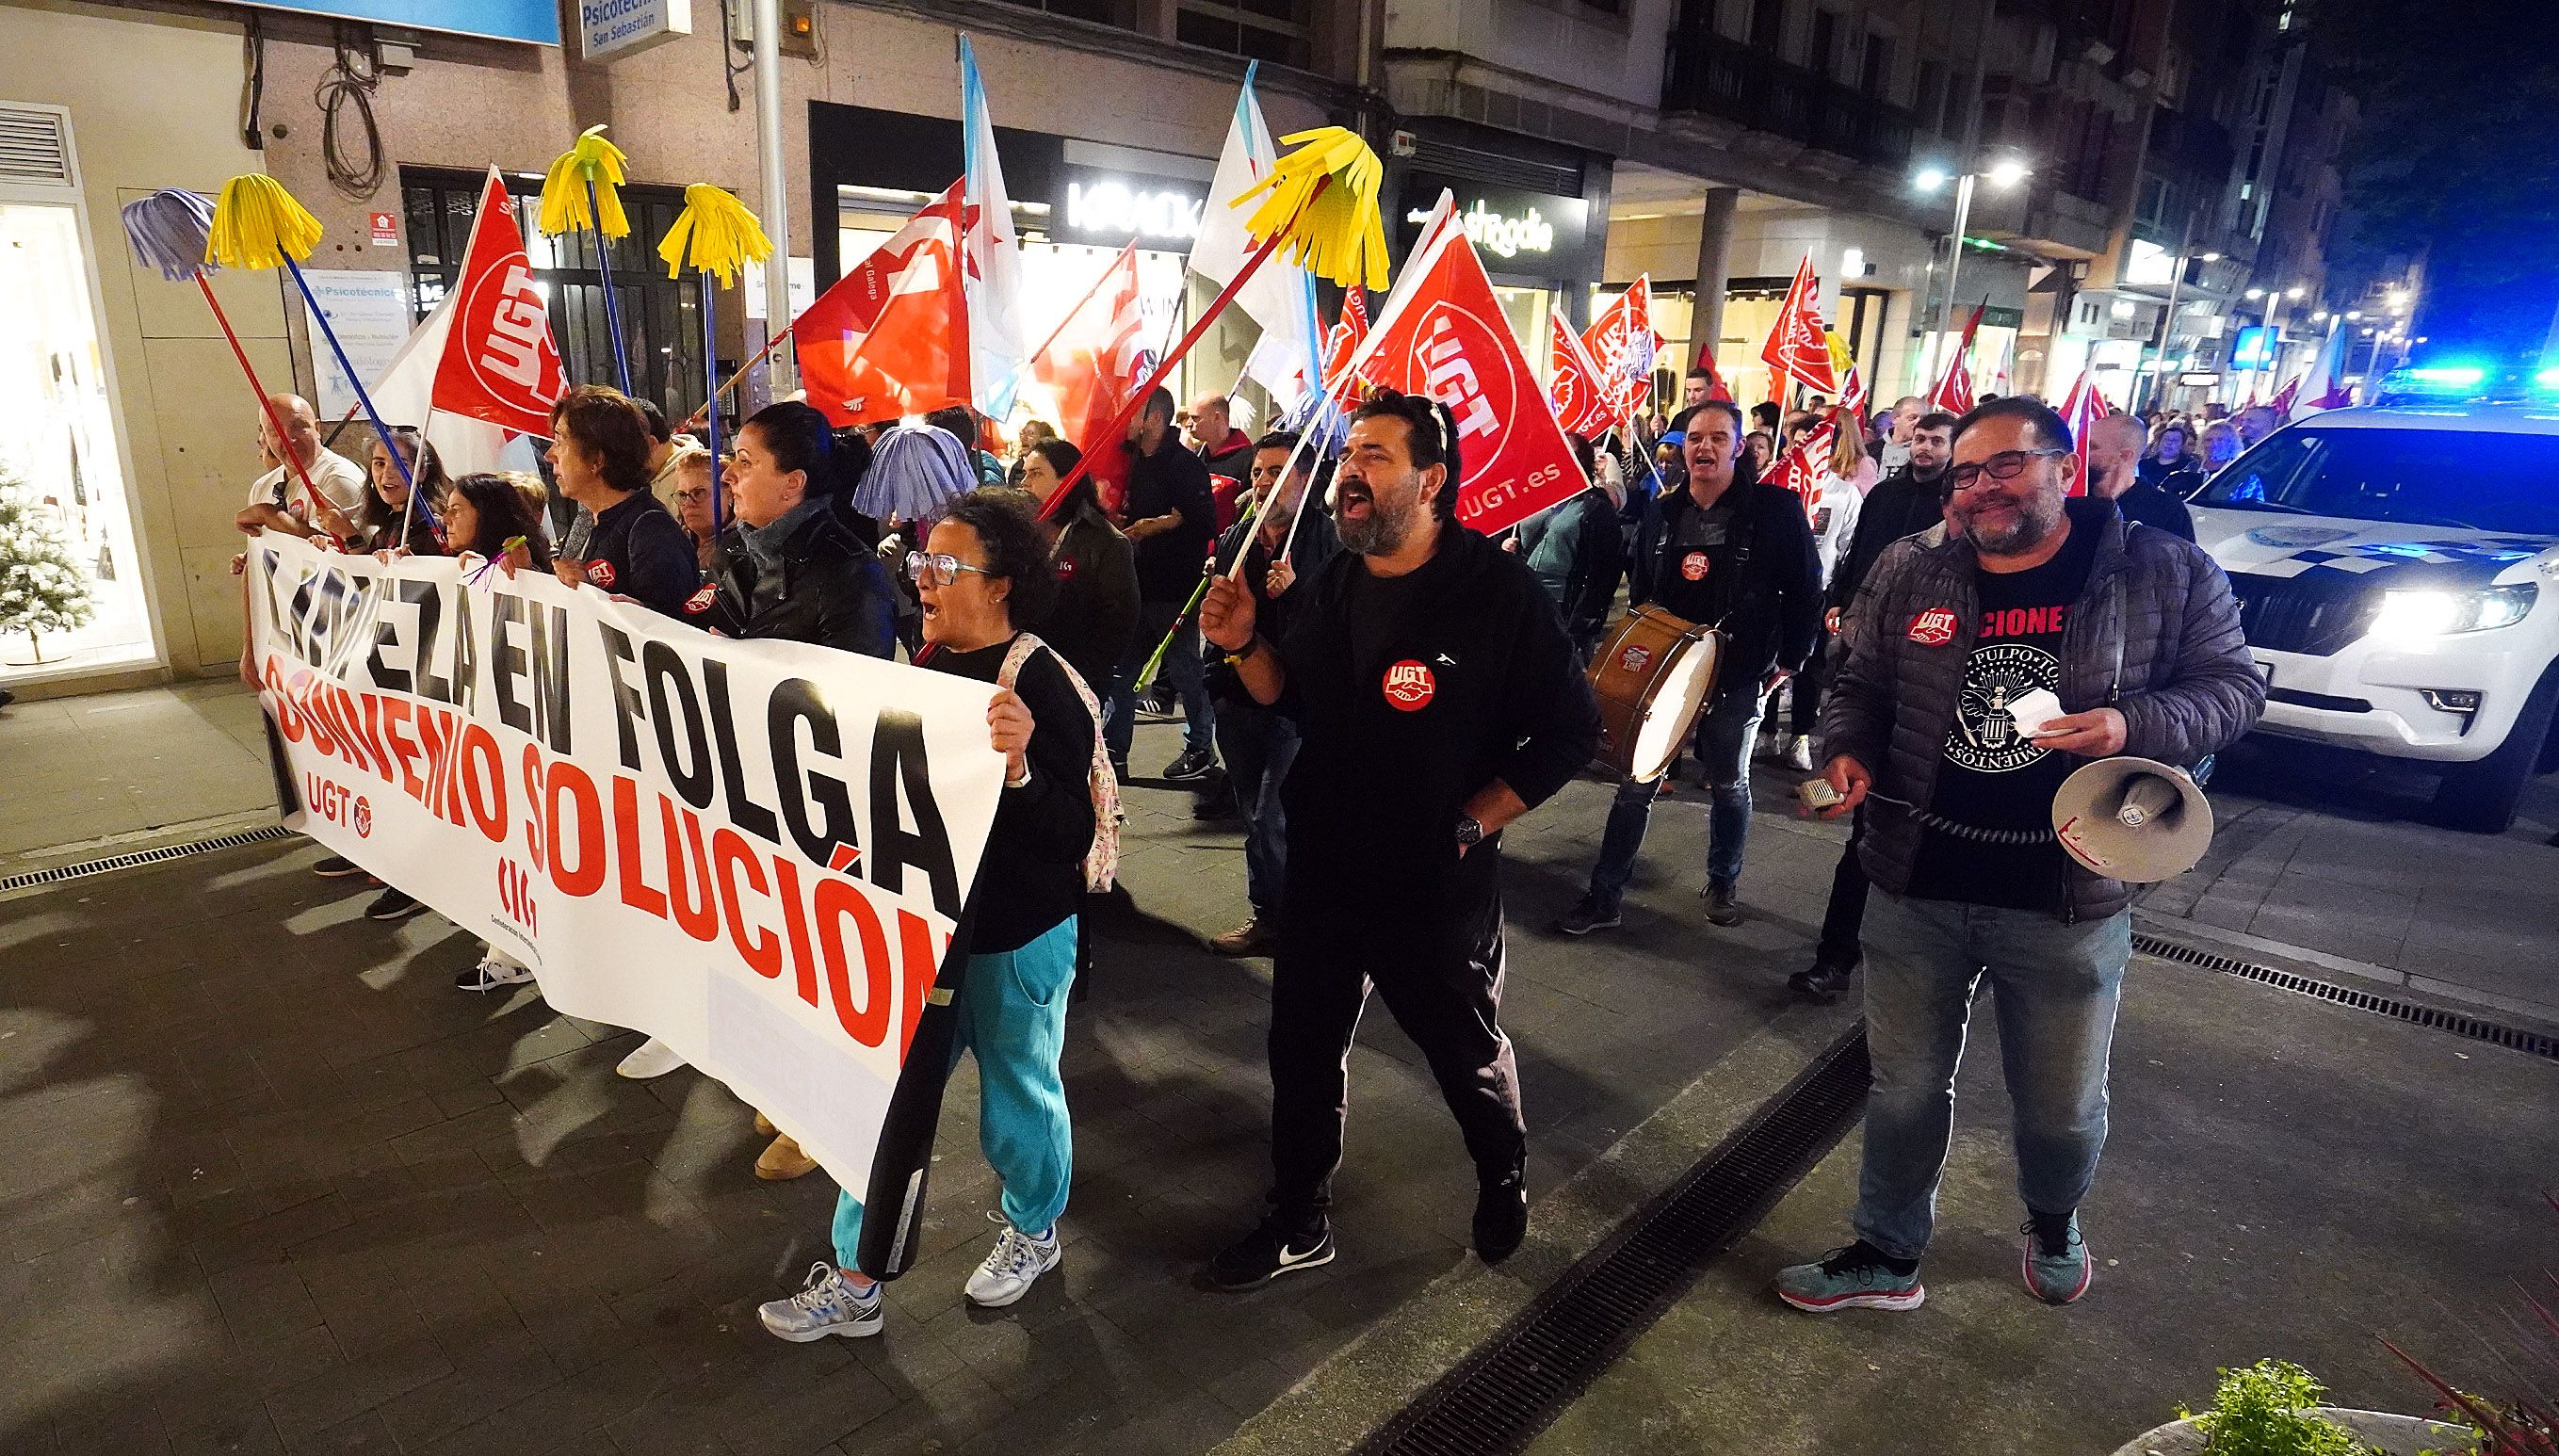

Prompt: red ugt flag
xmin=1321 ymin=285 xmax=1370 ymax=389
xmin=1760 ymin=252 xmax=1838 ymax=396
xmin=1358 ymin=225 xmax=1586 ymax=536
xmin=1547 ymin=312 xmax=1615 ymax=439
xmin=794 ymin=183 xmax=972 ymax=428
xmin=2057 ymin=370 xmax=2107 ymax=496
xmin=431 ymin=170 xmax=564 ymax=436
xmin=1583 ymin=274 xmax=1660 ymax=421
xmin=1769 ymin=413 xmax=1834 ymax=515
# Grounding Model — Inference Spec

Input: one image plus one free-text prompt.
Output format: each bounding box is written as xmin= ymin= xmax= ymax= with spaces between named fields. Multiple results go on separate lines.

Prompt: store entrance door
xmin=0 ymin=193 xmax=153 ymax=681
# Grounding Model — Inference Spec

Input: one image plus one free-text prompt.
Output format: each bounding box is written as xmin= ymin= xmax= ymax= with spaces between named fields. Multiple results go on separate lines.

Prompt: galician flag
xmin=1193 ymin=63 xmax=1324 ymax=413
xmin=959 ymin=36 xmax=1028 ymax=418
xmin=2298 ymin=323 xmax=2353 ymax=411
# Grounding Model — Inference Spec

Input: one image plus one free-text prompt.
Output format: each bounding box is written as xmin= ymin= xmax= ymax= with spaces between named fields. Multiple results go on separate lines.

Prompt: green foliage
xmin=2178 ymin=1361 xmax=2381 ymax=1456
xmin=0 ymin=464 xmax=95 ymax=658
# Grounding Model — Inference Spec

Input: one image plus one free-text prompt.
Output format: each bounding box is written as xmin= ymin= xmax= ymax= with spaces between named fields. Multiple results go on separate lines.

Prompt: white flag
xmin=1192 ymin=65 xmax=1323 ymax=413
xmin=960 ymin=36 xmax=1028 ymax=418
xmin=366 ymin=287 xmax=529 ymax=478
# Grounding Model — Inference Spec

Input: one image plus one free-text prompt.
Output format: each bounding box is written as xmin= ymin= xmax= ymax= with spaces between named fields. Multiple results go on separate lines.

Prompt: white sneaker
xmin=758 ymin=1262 xmax=883 ymax=1342
xmin=454 ymin=950 xmax=534 ymax=994
xmin=962 ymin=1218 xmax=1061 ymax=1308
xmin=614 ymin=1037 xmax=687 ymax=1080
xmin=1786 ymin=735 xmax=1817 ymax=771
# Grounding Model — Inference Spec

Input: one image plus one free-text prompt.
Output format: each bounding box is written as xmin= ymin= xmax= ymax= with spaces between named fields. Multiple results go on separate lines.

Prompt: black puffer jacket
xmin=1039 ymin=501 xmax=1140 ymax=692
xmin=684 ymin=501 xmax=898 ymax=658
xmin=1820 ymin=497 xmax=2264 ymax=922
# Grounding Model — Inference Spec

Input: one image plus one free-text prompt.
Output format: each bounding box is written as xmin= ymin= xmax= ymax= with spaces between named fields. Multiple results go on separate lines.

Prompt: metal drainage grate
xmin=2131 ymin=932 xmax=2559 ymax=1063
xmin=0 ymin=822 xmax=296 ymax=896
xmin=1356 ymin=1026 xmax=1871 ymax=1456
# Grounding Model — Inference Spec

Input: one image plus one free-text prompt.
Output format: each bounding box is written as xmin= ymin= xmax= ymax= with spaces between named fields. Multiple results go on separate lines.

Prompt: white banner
xmin=245 ymin=533 xmax=1005 ymax=1199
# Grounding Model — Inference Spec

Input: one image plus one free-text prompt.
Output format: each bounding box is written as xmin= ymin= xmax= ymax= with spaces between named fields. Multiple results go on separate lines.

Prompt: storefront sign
xmin=1393 ymin=171 xmax=1596 ymax=283
xmin=297 ymin=269 xmax=413 ymax=422
xmin=577 ymin=0 xmax=689 ymax=58
xmin=2231 ymin=325 xmax=2280 ymax=369
xmin=2179 ymin=371 xmax=2224 ymax=386
xmin=1051 ymin=167 xmax=1207 ymax=249
xmin=257 ymin=2 xmax=560 ymax=46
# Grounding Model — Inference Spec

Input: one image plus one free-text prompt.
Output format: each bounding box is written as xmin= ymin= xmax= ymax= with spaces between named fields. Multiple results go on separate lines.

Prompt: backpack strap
xmin=997 ymin=633 xmax=1122 ymax=892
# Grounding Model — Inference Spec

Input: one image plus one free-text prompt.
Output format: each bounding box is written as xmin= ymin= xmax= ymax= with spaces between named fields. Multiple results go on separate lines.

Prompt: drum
xmin=1587 ymin=606 xmax=1723 ymax=782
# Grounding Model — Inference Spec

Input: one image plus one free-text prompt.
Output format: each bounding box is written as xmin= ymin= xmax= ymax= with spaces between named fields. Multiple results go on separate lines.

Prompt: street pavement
xmin=2 ymin=682 xmax=2552 ymax=1455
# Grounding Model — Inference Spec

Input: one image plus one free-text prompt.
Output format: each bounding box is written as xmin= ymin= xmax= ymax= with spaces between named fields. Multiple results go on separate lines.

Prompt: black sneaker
xmin=1788 ymin=963 xmax=1855 ymax=1004
xmin=1109 ymin=754 xmax=1129 ymax=783
xmin=365 ymin=887 xmax=424 ymax=921
xmin=1552 ymin=895 xmax=1622 ymax=936
xmin=1699 ymin=882 xmax=1743 ymax=926
xmin=1161 ymin=749 xmax=1217 ymax=783
xmin=314 ymin=855 xmax=365 ymax=879
xmin=1190 ymin=774 xmax=1239 ymax=820
xmin=1209 ymin=1214 xmax=1335 ymax=1289
xmin=1473 ymin=1167 xmax=1528 ymax=1263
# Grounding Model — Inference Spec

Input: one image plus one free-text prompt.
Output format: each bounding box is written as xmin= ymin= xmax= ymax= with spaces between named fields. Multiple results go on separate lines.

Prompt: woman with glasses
xmin=1017 ymin=437 xmax=1139 ymax=699
xmin=761 ymin=487 xmax=1107 ymax=1343
xmin=666 ymin=446 xmax=720 ymax=574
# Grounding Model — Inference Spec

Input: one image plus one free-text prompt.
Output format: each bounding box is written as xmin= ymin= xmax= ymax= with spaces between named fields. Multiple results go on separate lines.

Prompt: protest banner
xmin=244 ymin=533 xmax=1006 ymax=1201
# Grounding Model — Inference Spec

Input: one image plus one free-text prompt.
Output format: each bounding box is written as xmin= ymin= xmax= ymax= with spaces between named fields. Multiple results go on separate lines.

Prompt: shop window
xmin=1175 ymin=1 xmax=1310 ymax=68
xmin=399 ymin=168 xmax=705 ymax=426
xmin=0 ymin=194 xmax=152 ymax=680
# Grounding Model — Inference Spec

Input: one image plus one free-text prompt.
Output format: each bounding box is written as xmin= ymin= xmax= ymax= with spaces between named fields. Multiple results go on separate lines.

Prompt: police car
xmin=2189 ymin=386 xmax=2559 ymax=832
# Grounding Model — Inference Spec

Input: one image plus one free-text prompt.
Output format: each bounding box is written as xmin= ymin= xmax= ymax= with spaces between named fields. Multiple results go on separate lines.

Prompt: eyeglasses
xmin=906 ymin=550 xmax=995 ymax=587
xmin=1948 ymin=448 xmax=2068 ymax=492
xmin=675 ymin=488 xmax=710 ymax=505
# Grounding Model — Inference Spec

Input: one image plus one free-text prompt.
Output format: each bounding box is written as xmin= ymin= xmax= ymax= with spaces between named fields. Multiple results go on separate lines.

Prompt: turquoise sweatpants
xmin=834 ymin=914 xmax=1078 ymax=1268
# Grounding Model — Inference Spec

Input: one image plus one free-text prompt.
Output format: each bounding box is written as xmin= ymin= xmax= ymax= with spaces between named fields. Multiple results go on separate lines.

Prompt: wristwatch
xmin=1454 ymin=816 xmax=1485 ymax=849
xmin=1226 ymin=635 xmax=1264 ymax=666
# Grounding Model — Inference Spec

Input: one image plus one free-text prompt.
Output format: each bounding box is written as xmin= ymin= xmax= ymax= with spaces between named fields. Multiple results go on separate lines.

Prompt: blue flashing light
xmin=2406 ymin=365 xmax=2486 ymax=386
xmin=2535 ymin=366 xmax=2559 ymax=390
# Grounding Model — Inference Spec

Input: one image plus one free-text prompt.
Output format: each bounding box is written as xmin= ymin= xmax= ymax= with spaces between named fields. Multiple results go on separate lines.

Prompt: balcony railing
xmin=1663 ymin=36 xmax=1918 ymax=169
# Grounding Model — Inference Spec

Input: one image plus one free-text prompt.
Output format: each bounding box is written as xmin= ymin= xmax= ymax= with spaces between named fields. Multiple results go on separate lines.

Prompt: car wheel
xmin=2430 ymin=666 xmax=2559 ymax=833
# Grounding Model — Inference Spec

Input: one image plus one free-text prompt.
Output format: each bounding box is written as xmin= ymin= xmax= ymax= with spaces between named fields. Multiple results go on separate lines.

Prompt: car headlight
xmin=2368 ymin=582 xmax=2538 ymax=641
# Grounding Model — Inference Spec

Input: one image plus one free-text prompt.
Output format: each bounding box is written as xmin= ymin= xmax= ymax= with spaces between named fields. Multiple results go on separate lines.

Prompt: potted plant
xmin=2108 ymin=1359 xmax=2481 ymax=1456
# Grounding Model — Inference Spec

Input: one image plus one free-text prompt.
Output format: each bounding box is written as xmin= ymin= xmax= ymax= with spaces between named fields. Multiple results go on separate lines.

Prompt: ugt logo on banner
xmin=1359 ymin=218 xmax=1586 ymax=537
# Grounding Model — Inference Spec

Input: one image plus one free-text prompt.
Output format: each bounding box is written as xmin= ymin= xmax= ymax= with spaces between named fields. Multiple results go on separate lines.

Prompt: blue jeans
xmin=1851 ymin=894 xmax=2131 ymax=1262
xmin=833 ymin=916 xmax=1078 ymax=1260
xmin=1220 ymin=712 xmax=1298 ymax=920
xmin=1108 ymin=598 xmax=1215 ymax=759
xmin=1586 ymin=684 xmax=1763 ymax=910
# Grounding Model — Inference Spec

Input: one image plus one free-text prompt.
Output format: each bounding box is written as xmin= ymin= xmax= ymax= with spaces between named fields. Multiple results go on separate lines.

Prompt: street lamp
xmin=2245 ymin=286 xmax=2266 ymax=300
xmin=1915 ymin=155 xmax=2032 ymax=387
xmin=2286 ymin=285 xmax=2307 ymax=300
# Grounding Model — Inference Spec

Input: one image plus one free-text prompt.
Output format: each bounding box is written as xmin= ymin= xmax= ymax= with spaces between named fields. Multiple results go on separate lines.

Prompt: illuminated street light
xmin=2245 ymin=286 xmax=2266 ymax=299
xmin=1913 ymin=166 xmax=1951 ymax=193
xmin=1986 ymin=159 xmax=2032 ymax=188
xmin=2286 ymin=285 xmax=2307 ymax=300
xmin=2200 ymin=251 xmax=2223 ymax=263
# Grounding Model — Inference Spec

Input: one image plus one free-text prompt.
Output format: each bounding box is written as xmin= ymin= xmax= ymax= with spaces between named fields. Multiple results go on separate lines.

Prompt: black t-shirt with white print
xmin=1903 ymin=520 xmax=2099 ymax=911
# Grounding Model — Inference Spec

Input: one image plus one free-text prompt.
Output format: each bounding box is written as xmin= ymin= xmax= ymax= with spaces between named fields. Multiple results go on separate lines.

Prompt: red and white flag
xmin=2057 ymin=370 xmax=2108 ymax=496
xmin=1760 ymin=253 xmax=1838 ymax=397
xmin=1768 ymin=412 xmax=1834 ymax=516
xmin=1352 ymin=218 xmax=1587 ymax=536
xmin=1320 ymin=285 xmax=1370 ymax=388
xmin=431 ymin=170 xmax=564 ymax=437
xmin=1826 ymin=331 xmax=1868 ymax=420
xmin=1928 ymin=299 xmax=1984 ymax=416
xmin=1547 ymin=312 xmax=1616 ymax=439
xmin=1692 ymin=343 xmax=1734 ymax=403
xmin=2269 ymin=373 xmax=2303 ymax=418
xmin=1583 ymin=275 xmax=1660 ymax=421
xmin=793 ymin=183 xmax=971 ymax=428
xmin=1024 ymin=242 xmax=1147 ymax=510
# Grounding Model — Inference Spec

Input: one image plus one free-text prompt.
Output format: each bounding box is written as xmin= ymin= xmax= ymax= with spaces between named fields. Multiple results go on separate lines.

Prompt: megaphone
xmin=2050 ymin=756 xmax=2214 ymax=883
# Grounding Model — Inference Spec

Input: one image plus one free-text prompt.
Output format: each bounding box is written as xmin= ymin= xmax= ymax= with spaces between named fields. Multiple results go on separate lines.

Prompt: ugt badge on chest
xmin=1383 ymin=658 xmax=1437 ymax=711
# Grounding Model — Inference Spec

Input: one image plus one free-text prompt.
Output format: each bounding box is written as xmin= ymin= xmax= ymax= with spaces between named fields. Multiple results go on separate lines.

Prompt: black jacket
xmin=1126 ymin=435 xmax=1217 ymax=603
xmin=1273 ymin=526 xmax=1598 ymax=958
xmin=2137 ymin=457 xmax=2207 ymax=498
xmin=1039 ymin=502 xmax=1141 ymax=692
xmin=930 ymin=636 xmax=1098 ymax=953
xmin=1829 ymin=465 xmax=1951 ymax=612
xmin=686 ymin=501 xmax=899 ymax=658
xmin=1631 ymin=477 xmax=1823 ymax=680
xmin=2112 ymin=477 xmax=2197 ymax=542
xmin=582 ymin=491 xmax=701 ymax=619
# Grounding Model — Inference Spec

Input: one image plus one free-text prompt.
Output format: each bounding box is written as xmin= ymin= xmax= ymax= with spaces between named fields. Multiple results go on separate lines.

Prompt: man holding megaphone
xmin=1778 ymin=396 xmax=2263 ymax=1316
